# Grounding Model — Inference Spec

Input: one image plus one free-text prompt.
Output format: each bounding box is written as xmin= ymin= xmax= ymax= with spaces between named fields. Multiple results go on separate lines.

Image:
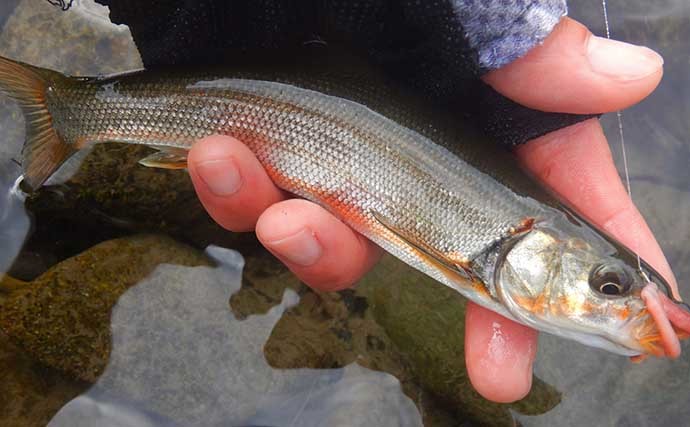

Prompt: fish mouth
xmin=633 ymin=283 xmax=690 ymax=361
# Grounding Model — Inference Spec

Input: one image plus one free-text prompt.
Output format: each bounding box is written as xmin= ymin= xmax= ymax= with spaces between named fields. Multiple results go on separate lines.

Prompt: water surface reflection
xmin=49 ymin=247 xmax=422 ymax=427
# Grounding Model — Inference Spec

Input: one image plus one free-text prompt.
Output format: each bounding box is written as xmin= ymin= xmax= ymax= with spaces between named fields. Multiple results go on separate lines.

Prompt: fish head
xmin=493 ymin=217 xmax=690 ymax=358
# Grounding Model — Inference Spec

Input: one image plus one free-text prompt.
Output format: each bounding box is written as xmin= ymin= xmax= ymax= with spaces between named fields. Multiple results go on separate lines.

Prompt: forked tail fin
xmin=0 ymin=56 xmax=75 ymax=190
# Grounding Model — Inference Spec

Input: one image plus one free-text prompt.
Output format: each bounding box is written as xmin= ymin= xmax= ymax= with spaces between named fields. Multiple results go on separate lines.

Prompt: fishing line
xmin=603 ymin=2 xmax=690 ymax=311
xmin=601 ymin=0 xmax=643 ymax=274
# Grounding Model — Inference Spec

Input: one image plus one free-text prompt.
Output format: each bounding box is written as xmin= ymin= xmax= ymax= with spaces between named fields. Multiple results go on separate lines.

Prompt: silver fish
xmin=0 ymin=53 xmax=688 ymax=358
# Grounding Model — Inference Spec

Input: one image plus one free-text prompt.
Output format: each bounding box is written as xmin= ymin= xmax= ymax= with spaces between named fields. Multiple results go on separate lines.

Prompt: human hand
xmin=188 ymin=17 xmax=672 ymax=403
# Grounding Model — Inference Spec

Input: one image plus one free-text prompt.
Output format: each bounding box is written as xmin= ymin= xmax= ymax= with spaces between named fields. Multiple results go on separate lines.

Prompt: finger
xmin=515 ymin=118 xmax=678 ymax=295
xmin=483 ymin=17 xmax=664 ymax=114
xmin=256 ymin=199 xmax=383 ymax=291
xmin=188 ymin=135 xmax=286 ymax=232
xmin=465 ymin=302 xmax=539 ymax=403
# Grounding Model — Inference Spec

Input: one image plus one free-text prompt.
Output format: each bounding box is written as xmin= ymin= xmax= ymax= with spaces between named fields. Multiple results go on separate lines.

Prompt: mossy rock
xmin=0 ymin=234 xmax=212 ymax=382
xmin=26 ymin=144 xmax=208 ymax=240
xmin=0 ymin=332 xmax=87 ymax=427
xmin=1 ymin=232 xmax=559 ymax=426
xmin=357 ymin=255 xmax=561 ymax=425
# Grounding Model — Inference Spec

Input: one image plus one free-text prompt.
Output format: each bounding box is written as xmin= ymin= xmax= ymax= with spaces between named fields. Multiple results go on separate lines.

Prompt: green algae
xmin=0 ymin=234 xmax=212 ymax=383
xmin=0 ymin=333 xmax=88 ymax=427
xmin=1 ymin=230 xmax=560 ymax=426
xmin=0 ymin=274 xmax=28 ymax=292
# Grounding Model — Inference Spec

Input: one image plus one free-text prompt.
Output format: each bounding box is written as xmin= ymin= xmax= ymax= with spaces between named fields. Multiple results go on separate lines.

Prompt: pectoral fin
xmin=371 ymin=211 xmax=475 ymax=279
xmin=139 ymin=149 xmax=188 ymax=170
xmin=371 ymin=210 xmax=491 ymax=297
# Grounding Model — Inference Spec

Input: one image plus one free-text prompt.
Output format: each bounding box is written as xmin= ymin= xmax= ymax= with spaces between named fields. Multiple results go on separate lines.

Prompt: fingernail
xmin=195 ymin=158 xmax=242 ymax=196
xmin=587 ymin=35 xmax=663 ymax=80
xmin=264 ymin=228 xmax=323 ymax=267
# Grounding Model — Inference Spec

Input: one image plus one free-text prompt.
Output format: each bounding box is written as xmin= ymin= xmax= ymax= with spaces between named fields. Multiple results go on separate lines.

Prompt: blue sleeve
xmin=453 ymin=0 xmax=567 ymax=70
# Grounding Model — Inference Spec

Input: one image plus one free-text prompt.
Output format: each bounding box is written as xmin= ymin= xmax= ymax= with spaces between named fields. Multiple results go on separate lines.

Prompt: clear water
xmin=0 ymin=0 xmax=688 ymax=426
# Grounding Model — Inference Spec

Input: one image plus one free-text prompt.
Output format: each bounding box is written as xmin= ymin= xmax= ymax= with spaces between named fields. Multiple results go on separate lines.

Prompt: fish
xmin=1 ymin=52 xmax=688 ymax=359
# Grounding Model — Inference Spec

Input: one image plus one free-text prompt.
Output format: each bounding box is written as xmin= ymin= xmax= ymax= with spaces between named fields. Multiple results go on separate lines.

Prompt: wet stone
xmin=0 ymin=0 xmax=142 ymax=76
xmin=0 ymin=234 xmax=212 ymax=382
xmin=0 ymin=332 xmax=87 ymax=427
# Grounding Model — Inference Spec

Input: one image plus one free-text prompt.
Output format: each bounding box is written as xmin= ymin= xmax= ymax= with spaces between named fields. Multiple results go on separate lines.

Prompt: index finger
xmin=515 ymin=118 xmax=678 ymax=296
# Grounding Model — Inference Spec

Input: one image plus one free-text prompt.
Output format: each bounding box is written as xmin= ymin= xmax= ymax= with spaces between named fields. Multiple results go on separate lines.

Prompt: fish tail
xmin=0 ymin=56 xmax=75 ymax=190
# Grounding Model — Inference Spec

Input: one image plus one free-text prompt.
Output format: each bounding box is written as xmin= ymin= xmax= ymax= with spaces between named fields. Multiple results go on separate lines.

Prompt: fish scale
xmin=2 ymin=54 xmax=687 ymax=357
xmin=46 ymin=63 xmax=544 ymax=303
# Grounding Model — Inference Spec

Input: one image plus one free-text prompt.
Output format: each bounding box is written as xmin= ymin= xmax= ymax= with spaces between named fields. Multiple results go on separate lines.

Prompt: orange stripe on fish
xmin=509 ymin=217 xmax=535 ymax=235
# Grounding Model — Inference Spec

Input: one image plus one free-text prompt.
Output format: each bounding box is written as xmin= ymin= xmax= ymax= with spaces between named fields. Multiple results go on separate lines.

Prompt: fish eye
xmin=589 ymin=263 xmax=633 ymax=296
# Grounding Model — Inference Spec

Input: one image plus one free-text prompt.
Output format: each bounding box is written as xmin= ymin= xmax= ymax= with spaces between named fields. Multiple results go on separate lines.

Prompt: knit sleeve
xmin=453 ymin=0 xmax=567 ymax=70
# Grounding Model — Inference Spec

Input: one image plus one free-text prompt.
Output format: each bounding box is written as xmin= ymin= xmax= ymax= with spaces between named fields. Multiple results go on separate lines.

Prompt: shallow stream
xmin=0 ymin=1 xmax=688 ymax=426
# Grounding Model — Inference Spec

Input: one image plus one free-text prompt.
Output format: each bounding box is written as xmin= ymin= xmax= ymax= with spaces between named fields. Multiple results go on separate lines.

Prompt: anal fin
xmin=138 ymin=148 xmax=188 ymax=170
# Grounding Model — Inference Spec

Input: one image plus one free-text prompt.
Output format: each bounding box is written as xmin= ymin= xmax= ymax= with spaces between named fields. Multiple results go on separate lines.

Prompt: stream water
xmin=0 ymin=1 xmax=688 ymax=426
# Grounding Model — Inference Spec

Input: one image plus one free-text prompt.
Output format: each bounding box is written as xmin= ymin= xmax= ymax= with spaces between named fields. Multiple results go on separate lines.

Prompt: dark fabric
xmin=471 ymin=83 xmax=595 ymax=146
xmin=94 ymin=0 xmax=593 ymax=146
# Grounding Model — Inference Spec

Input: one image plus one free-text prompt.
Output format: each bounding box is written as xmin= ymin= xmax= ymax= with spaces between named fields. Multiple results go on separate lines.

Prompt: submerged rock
xmin=0 ymin=234 xmax=212 ymax=382
xmin=0 ymin=333 xmax=87 ymax=427
xmin=1 ymin=229 xmax=559 ymax=426
xmin=0 ymin=0 xmax=142 ymax=77
xmin=1 ymin=234 xmax=450 ymax=425
xmin=16 ymin=143 xmax=559 ymax=425
xmin=48 ymin=246 xmax=425 ymax=427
